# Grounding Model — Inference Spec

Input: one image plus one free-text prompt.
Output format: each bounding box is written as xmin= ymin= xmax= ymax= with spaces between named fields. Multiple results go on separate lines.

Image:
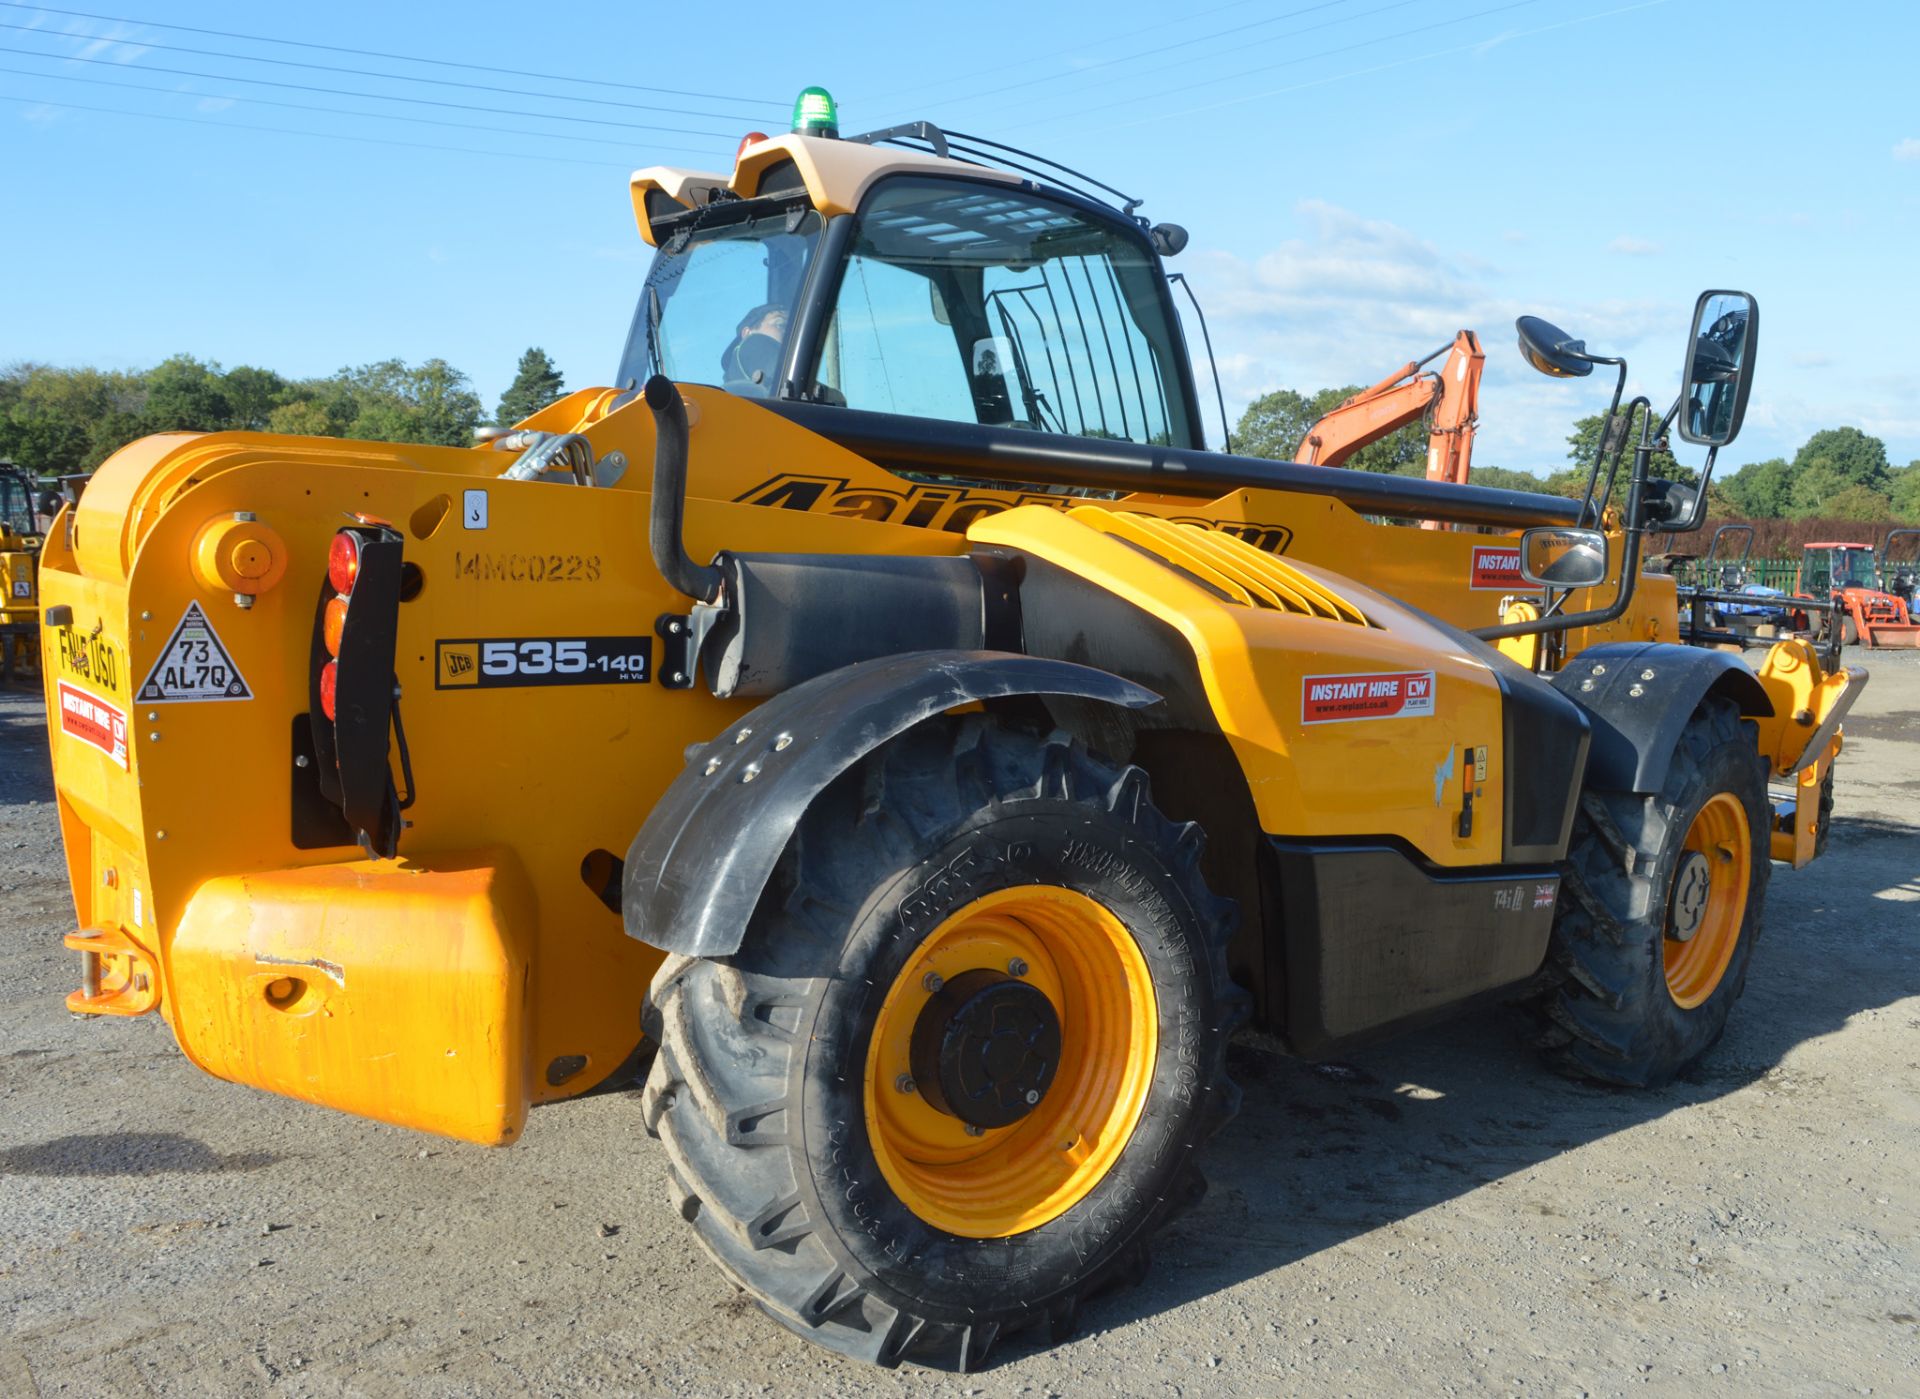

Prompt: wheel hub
xmin=1668 ymin=849 xmax=1712 ymax=942
xmin=910 ymin=969 xmax=1061 ymax=1129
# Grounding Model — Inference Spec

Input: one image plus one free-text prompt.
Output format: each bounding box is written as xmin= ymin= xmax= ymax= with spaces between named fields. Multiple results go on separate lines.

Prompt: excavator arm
xmin=1293 ymin=329 xmax=1485 ymax=485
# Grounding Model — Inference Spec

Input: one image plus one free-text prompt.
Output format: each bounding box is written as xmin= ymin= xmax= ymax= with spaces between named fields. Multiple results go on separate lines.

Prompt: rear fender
xmin=621 ymin=650 xmax=1158 ymax=957
xmin=1551 ymin=642 xmax=1771 ymax=794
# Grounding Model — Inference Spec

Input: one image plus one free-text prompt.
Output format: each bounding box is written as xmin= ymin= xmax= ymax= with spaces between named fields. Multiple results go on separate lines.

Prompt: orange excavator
xmin=1293 ymin=329 xmax=1485 ymax=485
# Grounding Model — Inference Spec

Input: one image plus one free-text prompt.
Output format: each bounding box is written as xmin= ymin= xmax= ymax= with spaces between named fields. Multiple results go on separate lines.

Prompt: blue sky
xmin=1 ymin=0 xmax=1913 ymax=476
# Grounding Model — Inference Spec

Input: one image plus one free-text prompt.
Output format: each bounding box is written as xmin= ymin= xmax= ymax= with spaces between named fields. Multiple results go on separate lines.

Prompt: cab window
xmin=810 ymin=178 xmax=1195 ymax=448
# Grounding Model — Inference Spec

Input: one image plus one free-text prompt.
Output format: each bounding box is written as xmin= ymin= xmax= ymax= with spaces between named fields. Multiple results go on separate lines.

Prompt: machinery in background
xmin=0 ymin=462 xmax=45 ymax=683
xmin=1293 ymin=329 xmax=1485 ymax=485
xmin=1793 ymin=539 xmax=1920 ymax=649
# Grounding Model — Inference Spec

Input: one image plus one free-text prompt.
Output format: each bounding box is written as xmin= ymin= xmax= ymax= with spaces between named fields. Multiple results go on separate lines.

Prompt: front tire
xmin=642 ymin=718 xmax=1246 ymax=1368
xmin=1533 ymin=697 xmax=1771 ymax=1086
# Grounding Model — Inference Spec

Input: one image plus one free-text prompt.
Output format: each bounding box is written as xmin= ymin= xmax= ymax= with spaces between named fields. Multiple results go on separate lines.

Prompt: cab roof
xmin=629 ymin=132 xmax=1022 ymax=247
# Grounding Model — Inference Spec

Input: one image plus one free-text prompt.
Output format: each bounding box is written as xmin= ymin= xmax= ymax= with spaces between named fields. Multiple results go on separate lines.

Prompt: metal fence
xmin=1672 ymin=558 xmax=1801 ymax=591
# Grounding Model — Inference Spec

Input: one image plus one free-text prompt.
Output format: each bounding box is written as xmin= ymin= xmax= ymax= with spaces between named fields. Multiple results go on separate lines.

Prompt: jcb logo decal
xmin=736 ymin=473 xmax=1293 ymax=554
xmin=439 ymin=644 xmax=479 ymax=687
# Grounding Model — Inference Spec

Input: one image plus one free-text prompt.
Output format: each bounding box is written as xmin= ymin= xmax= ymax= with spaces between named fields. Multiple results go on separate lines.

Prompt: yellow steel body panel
xmin=1750 ymin=637 xmax=1854 ymax=868
xmin=169 ymin=852 xmax=534 ymax=1144
xmin=38 ymin=383 xmax=1679 ymax=1139
xmin=967 ymin=505 xmax=1509 ymax=864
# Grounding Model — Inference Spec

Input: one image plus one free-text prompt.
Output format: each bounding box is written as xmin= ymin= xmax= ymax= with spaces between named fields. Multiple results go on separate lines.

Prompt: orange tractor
xmin=1793 ymin=539 xmax=1920 ymax=648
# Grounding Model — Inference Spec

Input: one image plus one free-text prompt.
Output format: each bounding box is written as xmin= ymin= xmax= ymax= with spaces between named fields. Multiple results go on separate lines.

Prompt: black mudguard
xmin=1551 ymin=641 xmax=1771 ymax=794
xmin=621 ymin=650 xmax=1159 ymax=957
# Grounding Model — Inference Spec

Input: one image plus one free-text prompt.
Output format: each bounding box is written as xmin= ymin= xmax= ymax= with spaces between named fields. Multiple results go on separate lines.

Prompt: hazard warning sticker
xmin=1302 ymin=670 xmax=1436 ymax=724
xmin=1470 ymin=544 xmax=1524 ymax=590
xmin=56 ymin=680 xmax=129 ymax=768
xmin=135 ymin=601 xmax=253 ymax=703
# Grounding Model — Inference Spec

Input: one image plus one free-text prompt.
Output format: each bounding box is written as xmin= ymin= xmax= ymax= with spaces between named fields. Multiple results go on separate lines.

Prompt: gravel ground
xmin=2 ymin=654 xmax=1915 ymax=1397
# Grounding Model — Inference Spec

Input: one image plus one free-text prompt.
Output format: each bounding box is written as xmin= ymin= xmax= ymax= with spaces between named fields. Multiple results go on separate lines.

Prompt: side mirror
xmin=1677 ymin=289 xmax=1757 ymax=446
xmin=1150 ymin=223 xmax=1189 ymax=257
xmin=1520 ymin=527 xmax=1609 ymax=587
xmin=1515 ymin=316 xmax=1595 ymax=378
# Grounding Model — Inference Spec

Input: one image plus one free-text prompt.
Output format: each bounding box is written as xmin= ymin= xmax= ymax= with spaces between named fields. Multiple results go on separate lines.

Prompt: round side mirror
xmin=1515 ymin=316 xmax=1596 ymax=379
xmin=1150 ymin=223 xmax=1189 ymax=257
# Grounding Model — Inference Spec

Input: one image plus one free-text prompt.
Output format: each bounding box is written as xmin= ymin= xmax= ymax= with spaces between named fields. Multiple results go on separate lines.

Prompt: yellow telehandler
xmin=37 ymin=89 xmax=1862 ymax=1369
xmin=1 ymin=462 xmax=47 ymax=682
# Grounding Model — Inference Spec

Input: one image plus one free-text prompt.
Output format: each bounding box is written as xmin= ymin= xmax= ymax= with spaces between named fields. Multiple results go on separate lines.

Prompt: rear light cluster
xmin=318 ymin=531 xmax=361 ymax=720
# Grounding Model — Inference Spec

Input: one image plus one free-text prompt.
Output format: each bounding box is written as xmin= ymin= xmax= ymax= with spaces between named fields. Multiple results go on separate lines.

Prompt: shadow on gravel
xmin=0 ymin=691 xmax=55 ymax=809
xmin=987 ymin=811 xmax=1920 ymax=1365
xmin=0 ymin=1132 xmax=278 ymax=1177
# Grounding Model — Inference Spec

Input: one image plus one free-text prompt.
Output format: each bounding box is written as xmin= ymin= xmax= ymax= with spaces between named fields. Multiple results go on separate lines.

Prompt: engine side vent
xmin=1070 ymin=508 xmax=1371 ymax=625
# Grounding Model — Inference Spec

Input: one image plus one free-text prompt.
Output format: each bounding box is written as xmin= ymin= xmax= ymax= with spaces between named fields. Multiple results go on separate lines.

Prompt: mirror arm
xmin=1593 ymin=389 xmax=1650 ymax=524
xmin=1473 ymin=406 xmax=1651 ymax=645
xmin=1576 ymin=358 xmax=1630 ymax=527
xmin=1669 ymin=443 xmax=1719 ymax=533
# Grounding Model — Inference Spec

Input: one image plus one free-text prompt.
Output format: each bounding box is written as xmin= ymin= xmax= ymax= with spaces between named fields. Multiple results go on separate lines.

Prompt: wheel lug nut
xmin=964 ymin=1124 xmax=985 ymax=1137
xmin=895 ymin=1074 xmax=916 ymax=1095
xmin=1007 ymin=958 xmax=1029 ymax=977
xmin=922 ymin=971 xmax=943 ymax=992
xmin=1024 ymin=1089 xmax=1040 ymax=1105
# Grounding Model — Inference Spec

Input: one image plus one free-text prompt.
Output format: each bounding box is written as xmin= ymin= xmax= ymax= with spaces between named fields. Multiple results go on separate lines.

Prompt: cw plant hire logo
xmin=737 ymin=473 xmax=1294 ymax=554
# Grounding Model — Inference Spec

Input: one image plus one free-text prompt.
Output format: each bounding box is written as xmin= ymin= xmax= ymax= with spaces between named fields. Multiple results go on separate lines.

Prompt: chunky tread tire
xmin=1531 ymin=697 xmax=1771 ymax=1087
xmin=643 ymin=718 xmax=1247 ymax=1369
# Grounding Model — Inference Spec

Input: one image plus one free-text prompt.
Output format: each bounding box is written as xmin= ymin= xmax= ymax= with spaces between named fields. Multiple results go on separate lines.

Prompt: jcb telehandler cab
xmin=38 ymin=91 xmax=1863 ymax=1370
xmin=0 ymin=461 xmax=45 ymax=682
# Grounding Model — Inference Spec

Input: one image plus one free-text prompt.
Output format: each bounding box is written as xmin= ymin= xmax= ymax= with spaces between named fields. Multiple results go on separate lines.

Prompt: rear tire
xmin=1841 ymin=615 xmax=1859 ymax=647
xmin=1532 ymin=697 xmax=1770 ymax=1086
xmin=642 ymin=718 xmax=1247 ymax=1369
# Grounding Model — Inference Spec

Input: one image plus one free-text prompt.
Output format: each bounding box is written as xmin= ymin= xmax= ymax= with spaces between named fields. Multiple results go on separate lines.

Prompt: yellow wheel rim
xmin=1664 ymin=792 xmax=1752 ymax=1009
xmin=862 ymin=885 xmax=1158 ymax=1239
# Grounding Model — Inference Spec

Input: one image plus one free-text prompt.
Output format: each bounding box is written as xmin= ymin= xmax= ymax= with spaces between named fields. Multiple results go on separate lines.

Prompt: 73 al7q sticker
xmin=436 ymin=636 xmax=651 ymax=689
xmin=1302 ymin=670 xmax=1436 ymax=724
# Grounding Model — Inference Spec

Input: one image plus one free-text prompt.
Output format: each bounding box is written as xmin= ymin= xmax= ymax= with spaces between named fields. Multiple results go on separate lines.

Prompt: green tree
xmin=1791 ymin=426 xmax=1889 ymax=492
xmin=1818 ymin=483 xmax=1894 ymax=521
xmin=1233 ymin=385 xmax=1428 ymax=475
xmin=1892 ymin=464 xmax=1920 ymax=524
xmin=0 ymin=362 xmax=149 ymax=474
xmin=222 ymin=365 xmax=289 ymax=432
xmin=267 ymin=399 xmax=333 ymax=437
xmin=1787 ymin=463 xmax=1858 ymax=518
xmin=1461 ymin=465 xmax=1551 ymax=493
xmin=1719 ymin=457 xmax=1793 ymax=518
xmin=141 ymin=355 xmax=234 ymax=433
xmin=495 ymin=347 xmax=567 ymax=427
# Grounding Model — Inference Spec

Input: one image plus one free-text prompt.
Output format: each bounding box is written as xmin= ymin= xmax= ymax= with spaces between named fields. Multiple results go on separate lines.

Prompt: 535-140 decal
xmin=435 ymin=636 xmax=651 ymax=689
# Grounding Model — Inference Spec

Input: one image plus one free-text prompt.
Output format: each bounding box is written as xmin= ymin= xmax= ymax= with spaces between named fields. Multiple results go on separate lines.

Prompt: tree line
xmin=7 ymin=356 xmax=1914 ymax=531
xmin=0 ymin=349 xmax=566 ymax=478
xmin=1234 ymin=388 xmax=1920 ymax=525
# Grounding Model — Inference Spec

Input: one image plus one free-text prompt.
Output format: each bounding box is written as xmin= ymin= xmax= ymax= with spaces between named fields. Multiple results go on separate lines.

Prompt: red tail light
xmin=322 ymin=595 xmax=349 ymax=656
xmin=328 ymin=532 xmax=361 ymax=595
xmin=318 ymin=660 xmax=339 ymax=720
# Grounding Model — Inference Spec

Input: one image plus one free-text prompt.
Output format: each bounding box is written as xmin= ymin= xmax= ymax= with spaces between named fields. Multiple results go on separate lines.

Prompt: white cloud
xmin=1607 ymin=236 xmax=1661 ymax=256
xmin=1895 ymin=138 xmax=1920 ymax=163
xmin=1791 ymin=352 xmax=1833 ymax=369
xmin=19 ymin=103 xmax=62 ymax=128
xmin=1188 ymin=199 xmax=1672 ymax=472
xmin=195 ymin=97 xmax=236 ymax=114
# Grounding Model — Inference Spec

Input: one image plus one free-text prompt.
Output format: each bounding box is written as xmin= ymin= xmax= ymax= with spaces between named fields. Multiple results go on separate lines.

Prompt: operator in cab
xmin=721 ymin=303 xmax=787 ymax=395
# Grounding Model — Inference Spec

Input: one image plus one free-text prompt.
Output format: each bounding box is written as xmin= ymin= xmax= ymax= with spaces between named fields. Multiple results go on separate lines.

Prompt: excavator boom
xmin=1293 ymin=329 xmax=1485 ymax=485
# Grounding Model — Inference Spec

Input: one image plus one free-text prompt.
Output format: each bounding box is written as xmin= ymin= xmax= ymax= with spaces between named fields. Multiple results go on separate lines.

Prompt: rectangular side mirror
xmin=1520 ymin=527 xmax=1609 ymax=588
xmin=1677 ymin=290 xmax=1758 ymax=446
